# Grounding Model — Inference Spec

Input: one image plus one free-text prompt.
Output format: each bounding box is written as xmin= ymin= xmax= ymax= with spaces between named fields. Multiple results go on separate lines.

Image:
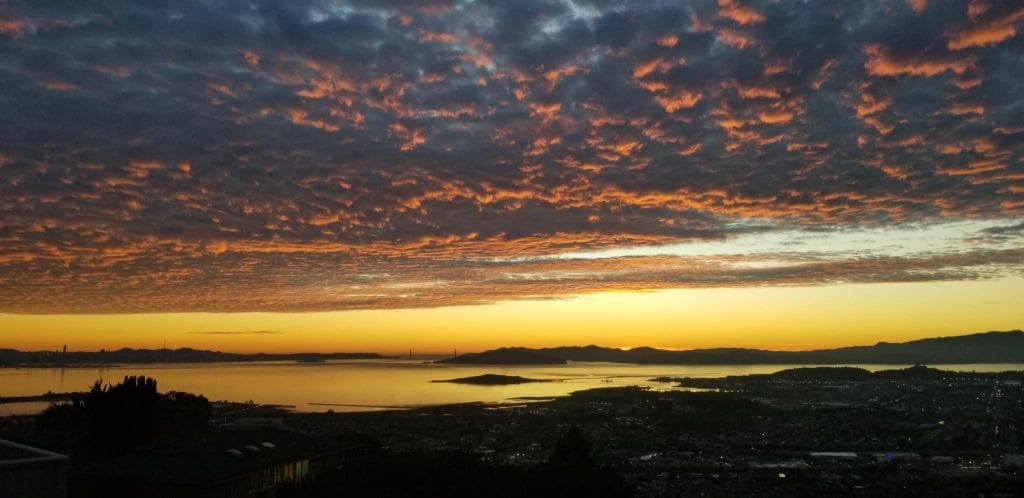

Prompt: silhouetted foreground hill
xmin=731 ymin=365 xmax=1022 ymax=382
xmin=0 ymin=347 xmax=391 ymax=366
xmin=441 ymin=330 xmax=1024 ymax=365
xmin=674 ymin=365 xmax=1024 ymax=388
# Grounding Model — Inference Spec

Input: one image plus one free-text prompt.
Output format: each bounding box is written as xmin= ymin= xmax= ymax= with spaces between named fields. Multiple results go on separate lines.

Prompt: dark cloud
xmin=0 ymin=0 xmax=1022 ymax=313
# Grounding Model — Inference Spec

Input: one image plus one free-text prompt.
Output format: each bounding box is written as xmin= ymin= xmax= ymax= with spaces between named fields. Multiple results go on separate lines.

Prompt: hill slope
xmin=436 ymin=347 xmax=567 ymax=365
xmin=441 ymin=330 xmax=1024 ymax=365
xmin=0 ymin=347 xmax=391 ymax=366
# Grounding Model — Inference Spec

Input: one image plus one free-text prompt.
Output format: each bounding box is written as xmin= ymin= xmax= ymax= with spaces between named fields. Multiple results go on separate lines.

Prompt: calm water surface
xmin=2 ymin=360 xmax=1022 ymax=415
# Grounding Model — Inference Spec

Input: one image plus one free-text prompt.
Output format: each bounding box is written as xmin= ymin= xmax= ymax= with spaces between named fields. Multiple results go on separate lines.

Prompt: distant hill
xmin=0 ymin=347 xmax=392 ymax=366
xmin=440 ymin=330 xmax=1024 ymax=365
xmin=437 ymin=347 xmax=566 ymax=365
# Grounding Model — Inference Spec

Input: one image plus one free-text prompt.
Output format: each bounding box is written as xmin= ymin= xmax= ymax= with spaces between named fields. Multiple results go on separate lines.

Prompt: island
xmin=431 ymin=374 xmax=552 ymax=385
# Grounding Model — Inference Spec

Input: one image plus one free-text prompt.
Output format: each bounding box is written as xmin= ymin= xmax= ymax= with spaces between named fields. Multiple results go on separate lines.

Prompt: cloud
xmin=189 ymin=330 xmax=284 ymax=335
xmin=947 ymin=4 xmax=1024 ymax=49
xmin=0 ymin=0 xmax=1021 ymax=313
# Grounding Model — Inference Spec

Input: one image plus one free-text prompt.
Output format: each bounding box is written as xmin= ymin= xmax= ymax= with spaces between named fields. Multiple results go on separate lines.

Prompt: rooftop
xmin=76 ymin=427 xmax=360 ymax=485
xmin=0 ymin=438 xmax=69 ymax=467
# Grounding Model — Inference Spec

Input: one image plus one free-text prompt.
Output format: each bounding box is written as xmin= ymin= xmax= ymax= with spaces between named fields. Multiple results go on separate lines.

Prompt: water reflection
xmin=2 ymin=360 xmax=1022 ymax=413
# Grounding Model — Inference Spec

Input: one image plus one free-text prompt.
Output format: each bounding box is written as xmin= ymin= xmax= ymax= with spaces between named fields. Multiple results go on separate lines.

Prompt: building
xmin=72 ymin=428 xmax=360 ymax=498
xmin=0 ymin=438 xmax=70 ymax=498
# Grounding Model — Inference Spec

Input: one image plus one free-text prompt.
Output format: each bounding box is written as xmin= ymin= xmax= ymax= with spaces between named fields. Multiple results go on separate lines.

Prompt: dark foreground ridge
xmin=0 ymin=347 xmax=392 ymax=367
xmin=431 ymin=374 xmax=552 ymax=385
xmin=440 ymin=330 xmax=1024 ymax=365
xmin=671 ymin=364 xmax=1024 ymax=388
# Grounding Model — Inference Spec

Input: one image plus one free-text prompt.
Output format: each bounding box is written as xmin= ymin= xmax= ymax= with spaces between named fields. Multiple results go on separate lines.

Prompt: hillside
xmin=0 ymin=348 xmax=391 ymax=366
xmin=441 ymin=330 xmax=1024 ymax=365
xmin=437 ymin=347 xmax=567 ymax=365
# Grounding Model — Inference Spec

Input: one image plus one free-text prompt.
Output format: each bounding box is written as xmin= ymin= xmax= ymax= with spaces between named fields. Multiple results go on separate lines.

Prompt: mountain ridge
xmin=0 ymin=347 xmax=393 ymax=366
xmin=439 ymin=330 xmax=1024 ymax=365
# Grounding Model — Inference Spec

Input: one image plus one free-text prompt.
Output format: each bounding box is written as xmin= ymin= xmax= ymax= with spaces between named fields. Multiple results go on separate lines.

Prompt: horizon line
xmin=9 ymin=329 xmax=1021 ymax=357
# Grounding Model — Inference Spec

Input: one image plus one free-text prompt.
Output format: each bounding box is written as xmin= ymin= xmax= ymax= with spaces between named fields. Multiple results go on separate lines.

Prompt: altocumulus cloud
xmin=0 ymin=0 xmax=1022 ymax=312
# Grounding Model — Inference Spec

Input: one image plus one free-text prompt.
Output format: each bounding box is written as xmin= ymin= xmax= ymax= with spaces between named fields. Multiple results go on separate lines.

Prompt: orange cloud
xmin=657 ymin=35 xmax=679 ymax=48
xmin=0 ymin=19 xmax=28 ymax=38
xmin=42 ymin=80 xmax=77 ymax=91
xmin=389 ymin=123 xmax=426 ymax=151
xmin=632 ymin=57 xmax=679 ymax=79
xmin=763 ymin=60 xmax=789 ymax=76
xmin=718 ymin=28 xmax=753 ymax=49
xmin=718 ymin=0 xmax=765 ymax=25
xmin=677 ymin=143 xmax=703 ymax=156
xmin=862 ymin=116 xmax=894 ymax=135
xmin=419 ymin=72 xmax=447 ymax=84
xmin=948 ymin=6 xmax=1024 ymax=50
xmin=811 ymin=58 xmax=838 ymax=90
xmin=655 ymin=90 xmax=702 ymax=112
xmin=126 ymin=161 xmax=162 ymax=178
xmin=758 ymin=110 xmax=793 ymax=124
xmin=907 ymin=0 xmax=927 ymax=14
xmin=968 ymin=0 xmax=990 ymax=19
xmin=419 ymin=30 xmax=459 ymax=44
xmin=529 ymin=101 xmax=562 ymax=118
xmin=994 ymin=126 xmax=1024 ymax=135
xmin=952 ymin=75 xmax=983 ymax=89
xmin=543 ymin=64 xmax=583 ymax=90
xmin=636 ymin=80 xmax=669 ymax=92
xmin=938 ymin=161 xmax=1005 ymax=176
xmin=863 ymin=44 xmax=974 ymax=77
xmin=947 ymin=103 xmax=985 ymax=115
xmin=286 ymin=108 xmax=340 ymax=132
xmin=241 ymin=49 xmax=261 ymax=67
xmin=738 ymin=86 xmax=781 ymax=99
xmin=855 ymin=93 xmax=889 ymax=117
xmin=949 ymin=23 xmax=1018 ymax=50
xmin=881 ymin=165 xmax=911 ymax=180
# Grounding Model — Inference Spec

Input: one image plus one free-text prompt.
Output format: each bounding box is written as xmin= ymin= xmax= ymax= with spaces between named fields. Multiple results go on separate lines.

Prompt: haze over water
xmin=4 ymin=360 xmax=1022 ymax=416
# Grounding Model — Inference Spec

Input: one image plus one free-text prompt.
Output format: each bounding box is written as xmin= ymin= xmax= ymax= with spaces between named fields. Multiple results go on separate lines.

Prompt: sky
xmin=1 ymin=0 xmax=1023 ymax=353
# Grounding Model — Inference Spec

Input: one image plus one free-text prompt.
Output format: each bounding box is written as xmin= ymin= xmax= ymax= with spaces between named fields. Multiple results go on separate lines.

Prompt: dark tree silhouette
xmin=82 ymin=376 xmax=161 ymax=452
xmin=539 ymin=426 xmax=630 ymax=498
xmin=548 ymin=425 xmax=594 ymax=467
xmin=37 ymin=376 xmax=211 ymax=455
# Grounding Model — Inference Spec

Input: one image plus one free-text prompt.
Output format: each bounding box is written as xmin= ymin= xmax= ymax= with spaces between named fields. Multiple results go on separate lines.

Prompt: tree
xmin=536 ymin=426 xmax=631 ymax=497
xmin=37 ymin=376 xmax=211 ymax=455
xmin=548 ymin=425 xmax=594 ymax=467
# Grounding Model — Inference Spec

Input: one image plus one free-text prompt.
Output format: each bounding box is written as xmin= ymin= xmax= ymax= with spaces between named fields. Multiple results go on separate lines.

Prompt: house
xmin=72 ymin=428 xmax=361 ymax=498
